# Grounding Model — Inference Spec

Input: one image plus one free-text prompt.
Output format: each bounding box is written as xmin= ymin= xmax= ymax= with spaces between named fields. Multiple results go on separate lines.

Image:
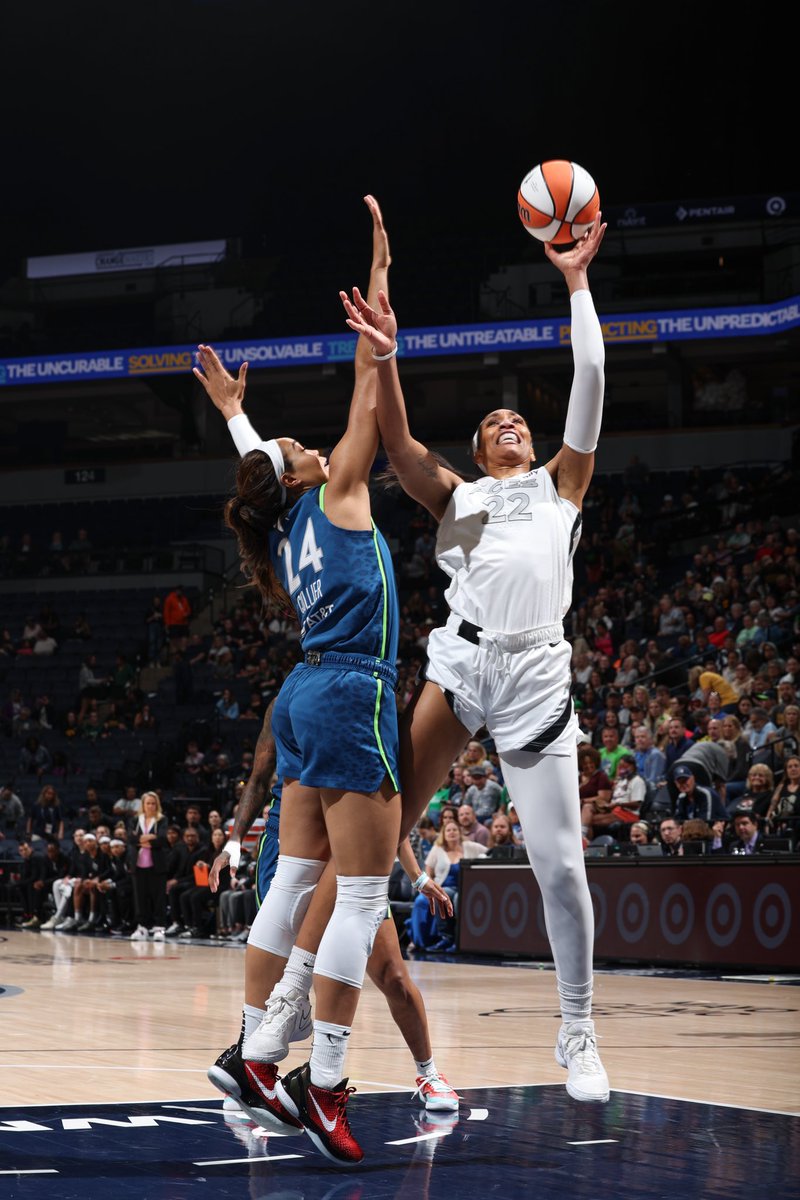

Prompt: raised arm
xmin=321 ymin=195 xmax=391 ymax=528
xmin=543 ymin=215 xmax=607 ymax=509
xmin=341 ymin=290 xmax=461 ymax=522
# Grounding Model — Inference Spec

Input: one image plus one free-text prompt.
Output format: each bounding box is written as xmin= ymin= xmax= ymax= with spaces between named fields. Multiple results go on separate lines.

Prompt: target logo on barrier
xmin=500 ymin=882 xmax=530 ymax=941
xmin=463 ymin=881 xmax=493 ymax=939
xmin=616 ymin=882 xmax=650 ymax=944
xmin=659 ymin=883 xmax=695 ymax=946
xmin=753 ymin=884 xmax=792 ymax=950
xmin=705 ymin=883 xmax=742 ymax=947
xmin=588 ymin=881 xmax=607 ymax=941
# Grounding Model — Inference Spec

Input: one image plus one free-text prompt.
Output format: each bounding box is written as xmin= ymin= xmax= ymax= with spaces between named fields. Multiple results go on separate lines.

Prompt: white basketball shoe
xmin=242 ymin=985 xmax=313 ymax=1064
xmin=555 ymin=1019 xmax=610 ymax=1102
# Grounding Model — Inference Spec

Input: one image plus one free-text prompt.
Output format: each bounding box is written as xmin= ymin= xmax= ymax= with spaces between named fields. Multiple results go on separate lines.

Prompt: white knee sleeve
xmin=246 ymin=855 xmax=326 ymax=956
xmin=499 ymin=747 xmax=594 ymax=985
xmin=313 ymin=876 xmax=390 ymax=989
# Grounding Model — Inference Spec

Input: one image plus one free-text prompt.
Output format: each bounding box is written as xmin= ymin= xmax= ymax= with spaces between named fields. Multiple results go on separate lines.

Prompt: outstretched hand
xmin=193 ymin=343 xmax=248 ymax=418
xmin=544 ymin=212 xmax=606 ymax=275
xmin=421 ymin=877 xmax=454 ymax=918
xmin=340 ymin=287 xmax=398 ymax=357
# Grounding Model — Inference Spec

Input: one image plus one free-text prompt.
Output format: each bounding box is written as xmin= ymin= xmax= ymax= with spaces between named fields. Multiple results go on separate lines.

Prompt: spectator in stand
xmin=743 ymin=706 xmax=779 ymax=751
xmin=165 ymin=826 xmax=205 ymax=935
xmin=0 ymin=785 xmax=25 ymax=838
xmin=599 ymin=725 xmax=626 ymax=780
xmin=629 ymin=821 xmax=653 ymax=847
xmin=486 ymin=812 xmax=521 ymax=851
xmin=659 ymin=816 xmax=683 ymax=857
xmin=407 ymin=819 xmax=485 ymax=954
xmin=128 ymin=791 xmax=169 ymax=941
xmin=163 ymin=586 xmax=192 ymax=641
xmin=766 ymin=754 xmax=800 ymax=844
xmin=633 ymin=726 xmax=666 ymax=785
xmin=729 ymin=806 xmax=763 ymax=855
xmin=113 ymin=785 xmax=142 ymax=819
xmin=99 ymin=838 xmax=134 ymax=932
xmin=216 ymin=687 xmax=240 ymax=721
xmin=27 ymin=784 xmax=64 ymax=842
xmin=19 ymin=735 xmax=51 ymax=779
xmin=457 ymin=803 xmax=490 ymax=847
xmin=133 ymin=702 xmax=158 ymax=733
xmin=663 ymin=718 xmax=694 ymax=774
xmin=578 ymin=745 xmax=612 ymax=842
xmin=734 ymin=763 xmax=776 ymax=821
xmin=77 ymin=654 xmax=109 ymax=720
xmin=183 ymin=804 xmax=210 ymax=845
xmin=68 ymin=528 xmax=93 ymax=569
xmin=672 ymin=763 xmax=727 ymax=824
xmin=657 ymin=594 xmax=686 ymax=649
xmin=144 ymin=595 xmax=165 ymax=666
xmin=178 ymin=826 xmax=229 ymax=938
xmin=459 ymin=739 xmax=494 ymax=776
xmin=462 ymin=764 xmax=502 ymax=826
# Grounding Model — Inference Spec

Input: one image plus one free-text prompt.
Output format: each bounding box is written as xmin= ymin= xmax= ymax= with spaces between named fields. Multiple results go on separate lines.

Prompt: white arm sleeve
xmin=563 ymin=288 xmax=605 ymax=455
xmin=227 ymin=413 xmax=263 ymax=458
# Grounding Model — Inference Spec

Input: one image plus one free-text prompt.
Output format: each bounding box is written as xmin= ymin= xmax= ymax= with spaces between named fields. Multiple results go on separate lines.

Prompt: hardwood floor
xmin=2 ymin=930 xmax=797 ymax=1114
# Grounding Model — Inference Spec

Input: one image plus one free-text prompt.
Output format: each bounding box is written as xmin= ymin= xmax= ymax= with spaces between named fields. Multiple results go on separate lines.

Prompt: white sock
xmin=241 ymin=1003 xmax=263 ymax=1041
xmin=414 ymin=1055 xmax=437 ymax=1078
xmin=557 ymin=977 xmax=593 ymax=1024
xmin=280 ymin=946 xmax=316 ymax=997
xmin=309 ymin=1019 xmax=351 ymax=1089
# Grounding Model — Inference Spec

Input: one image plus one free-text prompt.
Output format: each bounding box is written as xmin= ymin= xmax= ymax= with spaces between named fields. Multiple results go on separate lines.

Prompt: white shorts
xmin=424 ymin=613 xmax=578 ymax=756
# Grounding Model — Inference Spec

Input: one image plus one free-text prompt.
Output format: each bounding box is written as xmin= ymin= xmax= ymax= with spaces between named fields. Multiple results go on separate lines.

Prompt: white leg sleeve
xmin=499 ymin=745 xmax=594 ymax=985
xmin=246 ymin=855 xmax=326 ymax=956
xmin=563 ymin=289 xmax=605 ymax=455
xmin=313 ymin=876 xmax=390 ymax=989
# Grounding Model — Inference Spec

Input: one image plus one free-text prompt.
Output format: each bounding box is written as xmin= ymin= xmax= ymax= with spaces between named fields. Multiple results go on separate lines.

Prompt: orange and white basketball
xmin=517 ymin=160 xmax=599 ymax=244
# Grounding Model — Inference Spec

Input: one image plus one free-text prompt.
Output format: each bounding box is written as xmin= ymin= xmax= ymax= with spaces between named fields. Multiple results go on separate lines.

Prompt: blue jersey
xmin=268 ymin=484 xmax=398 ymax=662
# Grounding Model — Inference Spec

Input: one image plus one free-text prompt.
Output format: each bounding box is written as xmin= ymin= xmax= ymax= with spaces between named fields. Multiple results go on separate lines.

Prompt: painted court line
xmin=387 ymin=1131 xmax=451 ymax=1146
xmin=0 ymin=1169 xmax=59 ymax=1175
xmin=568 ymin=1139 xmax=619 ymax=1146
xmin=194 ymin=1154 xmax=303 ymax=1166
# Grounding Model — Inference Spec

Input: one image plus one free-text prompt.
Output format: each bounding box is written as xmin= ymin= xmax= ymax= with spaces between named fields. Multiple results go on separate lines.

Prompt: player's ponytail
xmin=224 ymin=450 xmax=290 ymax=607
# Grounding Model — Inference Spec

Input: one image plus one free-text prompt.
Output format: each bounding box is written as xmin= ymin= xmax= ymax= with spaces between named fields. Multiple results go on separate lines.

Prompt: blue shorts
xmin=255 ymin=801 xmax=281 ymax=907
xmin=272 ymin=662 xmax=400 ymax=795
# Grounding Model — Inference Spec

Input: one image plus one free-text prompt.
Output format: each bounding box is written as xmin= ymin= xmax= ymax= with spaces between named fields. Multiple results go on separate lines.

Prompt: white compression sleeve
xmin=227 ymin=412 xmax=263 ymax=457
xmin=563 ymin=289 xmax=605 ymax=455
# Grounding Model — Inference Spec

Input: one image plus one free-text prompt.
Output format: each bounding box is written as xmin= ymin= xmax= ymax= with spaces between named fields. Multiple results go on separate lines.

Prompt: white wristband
xmin=412 ymin=871 xmax=430 ymax=891
xmin=372 ymin=343 xmax=398 ymax=361
xmin=223 ymin=839 xmax=242 ymax=870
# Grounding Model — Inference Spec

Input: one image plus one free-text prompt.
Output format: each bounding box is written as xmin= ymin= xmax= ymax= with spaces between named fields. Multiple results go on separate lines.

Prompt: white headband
xmin=261 ymin=438 xmax=287 ymax=502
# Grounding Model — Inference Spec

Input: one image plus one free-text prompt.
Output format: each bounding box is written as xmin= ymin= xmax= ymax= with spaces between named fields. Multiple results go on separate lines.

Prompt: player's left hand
xmin=193 ymin=344 xmax=248 ymax=417
xmin=209 ymin=850 xmax=231 ymax=893
xmin=340 ymin=288 xmax=398 ymax=356
xmin=421 ymin=877 xmax=454 ymax=918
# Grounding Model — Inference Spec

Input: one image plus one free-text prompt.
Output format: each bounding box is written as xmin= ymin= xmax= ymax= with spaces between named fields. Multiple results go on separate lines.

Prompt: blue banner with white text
xmin=0 ymin=295 xmax=798 ymax=388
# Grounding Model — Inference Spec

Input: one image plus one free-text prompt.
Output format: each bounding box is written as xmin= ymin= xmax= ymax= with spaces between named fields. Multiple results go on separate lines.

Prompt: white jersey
xmin=435 ymin=467 xmax=581 ymax=635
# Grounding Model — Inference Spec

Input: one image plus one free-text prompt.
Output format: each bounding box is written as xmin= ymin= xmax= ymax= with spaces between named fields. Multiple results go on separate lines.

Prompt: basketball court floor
xmin=1 ymin=929 xmax=798 ymax=1199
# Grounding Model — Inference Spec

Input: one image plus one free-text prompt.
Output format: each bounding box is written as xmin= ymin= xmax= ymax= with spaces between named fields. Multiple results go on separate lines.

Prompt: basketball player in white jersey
xmin=341 ymin=214 xmax=610 ymax=1102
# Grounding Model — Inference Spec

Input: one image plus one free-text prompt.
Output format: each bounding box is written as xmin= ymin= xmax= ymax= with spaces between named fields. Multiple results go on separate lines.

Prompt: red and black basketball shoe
xmin=207 ymin=1042 xmax=302 ymax=1134
xmin=276 ymin=1061 xmax=363 ymax=1166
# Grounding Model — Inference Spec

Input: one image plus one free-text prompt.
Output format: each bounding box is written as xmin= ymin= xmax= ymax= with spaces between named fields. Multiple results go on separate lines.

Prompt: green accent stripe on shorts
xmin=254 ymin=829 xmax=269 ymax=908
xmin=373 ymin=677 xmax=398 ymax=792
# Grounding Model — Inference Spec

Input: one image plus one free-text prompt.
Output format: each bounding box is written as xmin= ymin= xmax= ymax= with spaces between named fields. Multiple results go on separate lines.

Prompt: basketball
xmin=517 ymin=160 xmax=600 ymax=244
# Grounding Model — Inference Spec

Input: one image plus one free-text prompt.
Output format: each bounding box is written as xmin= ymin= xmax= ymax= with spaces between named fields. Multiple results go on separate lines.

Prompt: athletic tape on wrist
xmin=223 ymin=839 xmax=242 ymax=870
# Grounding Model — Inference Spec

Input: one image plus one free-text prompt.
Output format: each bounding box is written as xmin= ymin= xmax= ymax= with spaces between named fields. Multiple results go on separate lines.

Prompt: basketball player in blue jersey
xmin=194 ymin=195 xmax=408 ymax=1166
xmin=342 ymin=215 xmax=612 ymax=1105
xmin=206 ymin=696 xmax=459 ymax=1131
